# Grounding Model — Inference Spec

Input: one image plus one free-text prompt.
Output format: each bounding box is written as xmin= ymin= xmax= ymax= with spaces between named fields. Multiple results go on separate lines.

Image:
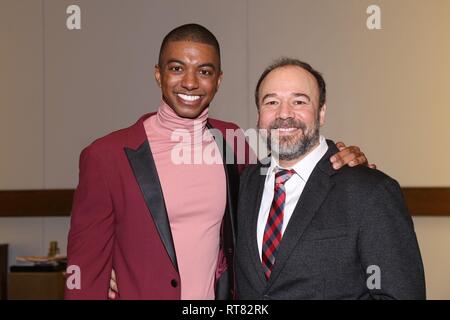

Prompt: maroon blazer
xmin=65 ymin=113 xmax=249 ymax=299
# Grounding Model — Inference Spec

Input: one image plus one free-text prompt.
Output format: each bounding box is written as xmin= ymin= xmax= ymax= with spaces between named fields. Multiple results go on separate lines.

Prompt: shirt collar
xmin=268 ymin=135 xmax=329 ymax=182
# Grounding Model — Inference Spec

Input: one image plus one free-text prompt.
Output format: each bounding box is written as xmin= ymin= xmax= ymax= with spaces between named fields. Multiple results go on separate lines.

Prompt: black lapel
xmin=124 ymin=141 xmax=178 ymax=272
xmin=266 ymin=141 xmax=339 ymax=287
xmin=247 ymin=162 xmax=271 ymax=287
xmin=206 ymin=123 xmax=239 ymax=244
xmin=206 ymin=122 xmax=239 ymax=300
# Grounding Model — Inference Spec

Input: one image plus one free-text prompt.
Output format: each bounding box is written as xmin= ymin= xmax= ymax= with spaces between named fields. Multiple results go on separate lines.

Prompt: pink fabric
xmin=144 ymin=101 xmax=226 ymax=299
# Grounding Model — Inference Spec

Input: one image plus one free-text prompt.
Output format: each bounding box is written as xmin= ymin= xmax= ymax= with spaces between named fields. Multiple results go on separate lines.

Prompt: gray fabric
xmin=236 ymin=140 xmax=426 ymax=300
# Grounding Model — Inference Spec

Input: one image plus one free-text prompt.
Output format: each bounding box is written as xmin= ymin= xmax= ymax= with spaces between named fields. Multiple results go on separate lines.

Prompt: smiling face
xmin=155 ymin=40 xmax=222 ymax=119
xmin=257 ymin=65 xmax=327 ymax=162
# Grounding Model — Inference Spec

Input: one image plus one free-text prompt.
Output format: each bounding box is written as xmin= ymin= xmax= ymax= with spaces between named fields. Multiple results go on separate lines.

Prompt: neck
xmin=155 ymin=101 xmax=209 ymax=135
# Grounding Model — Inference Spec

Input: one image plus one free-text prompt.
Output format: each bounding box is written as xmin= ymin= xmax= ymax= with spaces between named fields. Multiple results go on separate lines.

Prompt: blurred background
xmin=1 ymin=0 xmax=449 ymax=299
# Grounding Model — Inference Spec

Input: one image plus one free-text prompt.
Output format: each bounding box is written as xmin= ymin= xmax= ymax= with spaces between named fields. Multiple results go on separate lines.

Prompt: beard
xmin=262 ymin=117 xmax=320 ymax=161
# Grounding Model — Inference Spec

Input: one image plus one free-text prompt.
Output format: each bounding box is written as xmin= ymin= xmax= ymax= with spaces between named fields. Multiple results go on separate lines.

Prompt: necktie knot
xmin=275 ymin=169 xmax=296 ymax=187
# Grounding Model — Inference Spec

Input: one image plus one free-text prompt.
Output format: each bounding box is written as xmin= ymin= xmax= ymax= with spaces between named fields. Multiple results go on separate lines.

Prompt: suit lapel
xmin=123 ymin=113 xmax=178 ymax=272
xmin=267 ymin=170 xmax=334 ymax=286
xmin=206 ymin=123 xmax=239 ymax=241
xmin=125 ymin=141 xmax=179 ymax=272
xmin=247 ymin=163 xmax=271 ymax=287
xmin=206 ymin=123 xmax=240 ymax=300
xmin=266 ymin=141 xmax=339 ymax=287
xmin=123 ymin=117 xmax=241 ymax=284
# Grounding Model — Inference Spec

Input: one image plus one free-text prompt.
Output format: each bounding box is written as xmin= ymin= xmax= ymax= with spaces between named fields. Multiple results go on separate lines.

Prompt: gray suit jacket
xmin=236 ymin=140 xmax=426 ymax=300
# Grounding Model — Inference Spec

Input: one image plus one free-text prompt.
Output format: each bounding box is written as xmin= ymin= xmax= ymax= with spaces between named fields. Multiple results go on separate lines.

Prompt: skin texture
xmin=257 ymin=65 xmax=326 ymax=168
xmin=257 ymin=65 xmax=374 ymax=170
xmin=155 ymin=41 xmax=222 ymax=119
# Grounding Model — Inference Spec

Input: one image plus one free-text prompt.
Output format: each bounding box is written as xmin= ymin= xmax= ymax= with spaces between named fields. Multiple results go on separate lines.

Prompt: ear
xmin=216 ymin=71 xmax=223 ymax=91
xmin=154 ymin=64 xmax=162 ymax=88
xmin=256 ymin=108 xmax=261 ymax=127
xmin=319 ymin=104 xmax=327 ymax=126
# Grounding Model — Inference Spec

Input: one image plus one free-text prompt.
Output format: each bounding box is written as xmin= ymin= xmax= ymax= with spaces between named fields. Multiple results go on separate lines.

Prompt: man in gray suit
xmin=236 ymin=58 xmax=426 ymax=300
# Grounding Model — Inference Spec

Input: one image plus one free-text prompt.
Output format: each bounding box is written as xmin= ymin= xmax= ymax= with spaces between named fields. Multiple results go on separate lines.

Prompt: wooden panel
xmin=402 ymin=188 xmax=450 ymax=216
xmin=0 ymin=190 xmax=73 ymax=217
xmin=8 ymin=272 xmax=65 ymax=300
xmin=0 ymin=188 xmax=449 ymax=217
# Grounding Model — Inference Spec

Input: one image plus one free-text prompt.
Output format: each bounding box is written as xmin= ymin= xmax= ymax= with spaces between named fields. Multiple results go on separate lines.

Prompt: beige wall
xmin=0 ymin=0 xmax=44 ymax=189
xmin=1 ymin=0 xmax=449 ymax=299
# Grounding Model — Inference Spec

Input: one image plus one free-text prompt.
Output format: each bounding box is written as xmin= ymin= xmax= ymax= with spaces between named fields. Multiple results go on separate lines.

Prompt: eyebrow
xmin=292 ymin=92 xmax=311 ymax=102
xmin=166 ymin=59 xmax=217 ymax=71
xmin=198 ymin=63 xmax=217 ymax=71
xmin=166 ymin=59 xmax=185 ymax=66
xmin=261 ymin=93 xmax=277 ymax=102
xmin=261 ymin=92 xmax=311 ymax=102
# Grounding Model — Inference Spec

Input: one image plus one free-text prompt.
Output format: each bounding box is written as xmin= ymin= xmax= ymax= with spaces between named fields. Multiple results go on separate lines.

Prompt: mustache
xmin=268 ymin=118 xmax=307 ymax=131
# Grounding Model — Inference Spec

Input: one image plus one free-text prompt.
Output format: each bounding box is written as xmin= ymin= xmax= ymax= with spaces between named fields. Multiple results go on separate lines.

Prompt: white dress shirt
xmin=257 ymin=135 xmax=329 ymax=260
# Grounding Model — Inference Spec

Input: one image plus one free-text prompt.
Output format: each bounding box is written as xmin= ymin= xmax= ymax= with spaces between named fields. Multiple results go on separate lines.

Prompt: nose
xmin=181 ymin=69 xmax=199 ymax=91
xmin=277 ymin=100 xmax=294 ymax=119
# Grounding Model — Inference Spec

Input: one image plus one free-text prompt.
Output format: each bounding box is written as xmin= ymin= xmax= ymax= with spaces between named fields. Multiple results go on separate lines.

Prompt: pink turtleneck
xmin=143 ymin=101 xmax=226 ymax=300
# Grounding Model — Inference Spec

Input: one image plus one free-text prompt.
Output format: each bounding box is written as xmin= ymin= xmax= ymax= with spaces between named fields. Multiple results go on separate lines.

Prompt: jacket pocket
xmin=302 ymin=226 xmax=348 ymax=241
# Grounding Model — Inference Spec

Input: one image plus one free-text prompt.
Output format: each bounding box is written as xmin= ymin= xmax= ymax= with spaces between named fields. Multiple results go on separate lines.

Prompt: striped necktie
xmin=262 ymin=168 xmax=296 ymax=280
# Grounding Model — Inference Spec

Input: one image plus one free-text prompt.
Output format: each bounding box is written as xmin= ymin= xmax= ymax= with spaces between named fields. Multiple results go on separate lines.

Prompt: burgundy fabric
xmin=66 ymin=113 xmax=251 ymax=299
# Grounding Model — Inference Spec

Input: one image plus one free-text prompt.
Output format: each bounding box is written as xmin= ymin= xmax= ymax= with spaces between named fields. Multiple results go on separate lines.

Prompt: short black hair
xmin=158 ymin=23 xmax=221 ymax=69
xmin=255 ymin=58 xmax=326 ymax=109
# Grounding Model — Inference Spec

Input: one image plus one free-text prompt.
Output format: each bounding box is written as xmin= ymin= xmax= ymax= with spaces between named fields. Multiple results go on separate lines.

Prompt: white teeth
xmin=178 ymin=94 xmax=200 ymax=101
xmin=278 ymin=128 xmax=297 ymax=132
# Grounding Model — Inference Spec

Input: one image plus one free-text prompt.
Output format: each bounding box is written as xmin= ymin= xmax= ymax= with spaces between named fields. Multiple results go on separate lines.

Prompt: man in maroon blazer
xmin=65 ymin=24 xmax=369 ymax=300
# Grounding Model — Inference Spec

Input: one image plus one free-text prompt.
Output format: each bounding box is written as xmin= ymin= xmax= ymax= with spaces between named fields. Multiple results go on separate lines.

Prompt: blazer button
xmin=171 ymin=279 xmax=178 ymax=288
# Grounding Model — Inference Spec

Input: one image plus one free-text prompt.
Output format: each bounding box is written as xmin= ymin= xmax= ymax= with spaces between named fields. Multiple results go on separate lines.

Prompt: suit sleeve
xmin=65 ymin=145 xmax=115 ymax=299
xmin=358 ymin=177 xmax=426 ymax=300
